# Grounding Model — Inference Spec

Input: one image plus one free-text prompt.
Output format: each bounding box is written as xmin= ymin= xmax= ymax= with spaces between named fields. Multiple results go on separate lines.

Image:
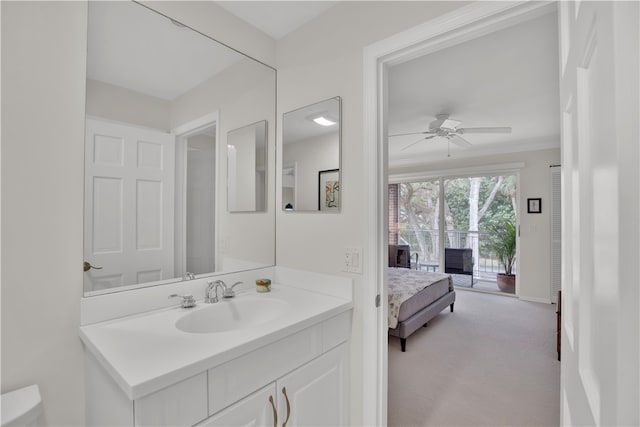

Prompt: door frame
xmin=172 ymin=112 xmax=220 ymax=275
xmin=361 ymin=1 xmax=554 ymax=424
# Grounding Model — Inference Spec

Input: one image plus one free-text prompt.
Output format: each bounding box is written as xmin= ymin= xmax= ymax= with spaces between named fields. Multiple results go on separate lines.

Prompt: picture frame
xmin=527 ymin=198 xmax=542 ymax=214
xmin=318 ymin=169 xmax=340 ymax=211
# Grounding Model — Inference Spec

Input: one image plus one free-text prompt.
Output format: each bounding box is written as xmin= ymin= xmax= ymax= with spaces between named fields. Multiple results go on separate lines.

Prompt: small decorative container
xmin=255 ymin=278 xmax=271 ymax=293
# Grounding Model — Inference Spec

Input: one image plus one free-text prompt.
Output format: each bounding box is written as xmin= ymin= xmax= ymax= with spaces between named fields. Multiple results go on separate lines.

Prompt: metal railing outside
xmin=398 ymin=228 xmax=506 ymax=275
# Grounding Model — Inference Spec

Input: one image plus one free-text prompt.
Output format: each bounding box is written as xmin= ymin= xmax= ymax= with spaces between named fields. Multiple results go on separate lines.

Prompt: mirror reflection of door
xmin=84 ymin=118 xmax=175 ymax=293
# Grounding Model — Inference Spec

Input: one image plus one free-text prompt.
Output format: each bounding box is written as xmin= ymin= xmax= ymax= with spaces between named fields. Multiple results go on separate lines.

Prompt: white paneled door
xmin=559 ymin=1 xmax=639 ymax=426
xmin=84 ymin=118 xmax=175 ymax=292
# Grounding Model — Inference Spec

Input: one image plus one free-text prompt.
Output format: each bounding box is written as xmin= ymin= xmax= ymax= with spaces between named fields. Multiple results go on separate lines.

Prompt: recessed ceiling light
xmin=313 ymin=116 xmax=337 ymax=126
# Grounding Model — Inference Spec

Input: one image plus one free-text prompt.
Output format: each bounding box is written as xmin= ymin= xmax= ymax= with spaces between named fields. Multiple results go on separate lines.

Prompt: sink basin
xmin=175 ymin=297 xmax=289 ymax=334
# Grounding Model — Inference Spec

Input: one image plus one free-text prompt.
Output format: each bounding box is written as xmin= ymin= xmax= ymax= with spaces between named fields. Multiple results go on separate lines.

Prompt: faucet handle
xmin=205 ymin=280 xmax=219 ymax=304
xmin=169 ymin=294 xmax=196 ymax=308
xmin=231 ymin=281 xmax=243 ymax=289
xmin=222 ymin=281 xmax=243 ymax=298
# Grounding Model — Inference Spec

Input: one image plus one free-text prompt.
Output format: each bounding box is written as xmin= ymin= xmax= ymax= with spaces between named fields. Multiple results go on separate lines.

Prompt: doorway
xmin=173 ymin=114 xmax=219 ymax=279
xmin=361 ymin=2 xmax=560 ymax=424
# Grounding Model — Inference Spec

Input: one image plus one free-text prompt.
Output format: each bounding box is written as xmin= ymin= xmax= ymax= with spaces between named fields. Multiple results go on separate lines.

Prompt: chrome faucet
xmin=206 ymin=280 xmax=243 ymax=302
xmin=205 ymin=280 xmax=224 ymax=304
xmin=168 ymin=294 xmax=196 ymax=308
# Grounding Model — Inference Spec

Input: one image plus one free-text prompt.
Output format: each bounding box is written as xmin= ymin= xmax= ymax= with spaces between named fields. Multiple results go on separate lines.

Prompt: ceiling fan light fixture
xmin=440 ymin=118 xmax=461 ymax=131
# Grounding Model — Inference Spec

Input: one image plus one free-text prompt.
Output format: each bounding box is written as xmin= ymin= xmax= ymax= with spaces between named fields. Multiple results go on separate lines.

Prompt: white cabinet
xmin=277 ymin=344 xmax=349 ymax=427
xmin=85 ymin=311 xmax=351 ymax=427
xmin=201 ymin=343 xmax=348 ymax=427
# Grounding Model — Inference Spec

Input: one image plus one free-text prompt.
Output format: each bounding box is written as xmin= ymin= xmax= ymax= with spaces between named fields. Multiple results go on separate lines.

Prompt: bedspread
xmin=388 ymin=269 xmax=453 ymax=329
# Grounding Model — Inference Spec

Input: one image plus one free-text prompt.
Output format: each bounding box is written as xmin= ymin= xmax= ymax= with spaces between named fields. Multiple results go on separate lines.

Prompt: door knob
xmin=83 ymin=261 xmax=103 ymax=272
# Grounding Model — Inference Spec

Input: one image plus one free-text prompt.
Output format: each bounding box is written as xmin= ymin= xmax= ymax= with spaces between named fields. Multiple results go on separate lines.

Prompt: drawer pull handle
xmin=268 ymin=395 xmax=277 ymax=427
xmin=282 ymin=386 xmax=291 ymax=427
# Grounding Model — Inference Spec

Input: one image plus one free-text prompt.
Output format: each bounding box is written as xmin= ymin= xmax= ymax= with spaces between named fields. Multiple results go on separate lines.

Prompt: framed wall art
xmin=318 ymin=169 xmax=340 ymax=211
xmin=527 ymin=198 xmax=542 ymax=213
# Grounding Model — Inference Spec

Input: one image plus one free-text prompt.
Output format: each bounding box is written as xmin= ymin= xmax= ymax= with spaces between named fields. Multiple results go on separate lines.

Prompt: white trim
xmin=389 ymin=162 xmax=525 ymax=183
xmin=519 ymin=295 xmax=552 ymax=304
xmin=362 ymin=1 xmax=554 ymax=424
xmin=171 ymin=112 xmax=220 ymax=272
xmin=171 ymin=111 xmax=219 ymax=137
xmin=85 ymin=114 xmax=170 ymax=134
xmin=362 ymin=42 xmax=386 ymax=427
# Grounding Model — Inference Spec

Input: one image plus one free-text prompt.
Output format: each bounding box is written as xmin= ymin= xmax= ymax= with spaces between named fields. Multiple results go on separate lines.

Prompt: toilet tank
xmin=1 ymin=385 xmax=43 ymax=426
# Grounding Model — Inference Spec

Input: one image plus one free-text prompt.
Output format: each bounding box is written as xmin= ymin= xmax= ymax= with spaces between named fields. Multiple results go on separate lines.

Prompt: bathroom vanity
xmin=80 ymin=271 xmax=352 ymax=426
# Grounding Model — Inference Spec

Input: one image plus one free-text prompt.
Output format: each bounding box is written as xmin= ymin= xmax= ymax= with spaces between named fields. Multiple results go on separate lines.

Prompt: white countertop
xmin=79 ymin=283 xmax=352 ymax=400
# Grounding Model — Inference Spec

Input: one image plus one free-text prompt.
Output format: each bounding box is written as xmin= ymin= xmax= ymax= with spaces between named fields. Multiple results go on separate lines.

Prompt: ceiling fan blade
xmin=449 ymin=135 xmax=472 ymax=148
xmin=400 ymin=135 xmax=436 ymax=151
xmin=457 ymin=127 xmax=512 ymax=134
xmin=388 ymin=130 xmax=437 ymax=138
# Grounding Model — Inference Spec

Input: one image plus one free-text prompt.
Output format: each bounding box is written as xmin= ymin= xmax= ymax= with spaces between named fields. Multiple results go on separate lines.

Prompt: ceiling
xmin=215 ymin=1 xmax=339 ymax=39
xmin=387 ymin=9 xmax=560 ymax=168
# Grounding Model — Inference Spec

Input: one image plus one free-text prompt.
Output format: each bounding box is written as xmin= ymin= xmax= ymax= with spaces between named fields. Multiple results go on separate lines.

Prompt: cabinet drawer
xmin=209 ymin=323 xmax=322 ymax=414
xmin=134 ymin=372 xmax=208 ymax=426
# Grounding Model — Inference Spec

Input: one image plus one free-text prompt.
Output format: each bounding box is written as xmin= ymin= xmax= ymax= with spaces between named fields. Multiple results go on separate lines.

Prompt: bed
xmin=388 ymin=268 xmax=456 ymax=352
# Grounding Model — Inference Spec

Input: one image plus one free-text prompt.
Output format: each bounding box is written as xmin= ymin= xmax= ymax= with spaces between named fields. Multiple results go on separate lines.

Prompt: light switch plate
xmin=344 ymin=247 xmax=362 ymax=274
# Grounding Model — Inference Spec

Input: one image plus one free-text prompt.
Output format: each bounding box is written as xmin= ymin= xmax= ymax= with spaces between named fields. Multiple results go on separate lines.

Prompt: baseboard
xmin=519 ymin=295 xmax=552 ymax=304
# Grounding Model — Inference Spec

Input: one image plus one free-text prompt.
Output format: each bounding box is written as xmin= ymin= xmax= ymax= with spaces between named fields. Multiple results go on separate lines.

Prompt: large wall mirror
xmin=282 ymin=97 xmax=342 ymax=212
xmin=83 ymin=2 xmax=276 ymax=295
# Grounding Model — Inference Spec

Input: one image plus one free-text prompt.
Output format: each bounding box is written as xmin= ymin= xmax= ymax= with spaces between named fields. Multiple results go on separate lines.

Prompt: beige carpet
xmin=388 ymin=289 xmax=560 ymax=427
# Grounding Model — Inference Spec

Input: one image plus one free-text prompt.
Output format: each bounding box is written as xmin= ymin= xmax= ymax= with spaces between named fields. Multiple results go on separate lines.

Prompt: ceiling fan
xmin=389 ymin=114 xmax=512 ymax=151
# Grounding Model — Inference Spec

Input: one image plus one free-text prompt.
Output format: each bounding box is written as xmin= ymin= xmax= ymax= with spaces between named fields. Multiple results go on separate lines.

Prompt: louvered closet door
xmin=550 ymin=167 xmax=561 ymax=303
xmin=84 ymin=118 xmax=175 ymax=291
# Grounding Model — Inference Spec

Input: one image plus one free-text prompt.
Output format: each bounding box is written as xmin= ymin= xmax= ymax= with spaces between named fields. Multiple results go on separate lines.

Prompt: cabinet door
xmin=277 ymin=343 xmax=348 ymax=426
xmin=199 ymin=383 xmax=278 ymax=427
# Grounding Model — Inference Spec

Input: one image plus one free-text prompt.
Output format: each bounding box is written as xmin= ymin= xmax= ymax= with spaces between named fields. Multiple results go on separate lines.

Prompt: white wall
xmin=275 ymin=2 xmax=470 ymax=424
xmin=1 ymin=2 xmax=87 ymax=425
xmin=390 ymin=148 xmax=561 ymax=303
xmin=0 ymin=2 xmax=276 ymax=425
